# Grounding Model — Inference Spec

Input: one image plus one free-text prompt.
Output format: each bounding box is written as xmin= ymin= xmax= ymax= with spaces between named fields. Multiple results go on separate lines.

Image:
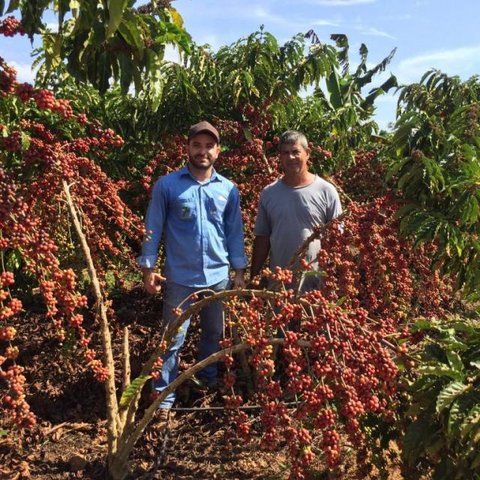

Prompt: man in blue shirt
xmin=138 ymin=121 xmax=247 ymax=410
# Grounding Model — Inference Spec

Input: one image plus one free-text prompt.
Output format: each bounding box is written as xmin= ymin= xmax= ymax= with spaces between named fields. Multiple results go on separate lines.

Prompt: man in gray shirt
xmin=250 ymin=130 xmax=342 ymax=291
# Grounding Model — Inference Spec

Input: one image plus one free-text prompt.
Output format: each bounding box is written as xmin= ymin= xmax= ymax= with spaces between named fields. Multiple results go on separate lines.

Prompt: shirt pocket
xmin=174 ymin=199 xmax=197 ymax=221
xmin=206 ymin=194 xmax=227 ymax=223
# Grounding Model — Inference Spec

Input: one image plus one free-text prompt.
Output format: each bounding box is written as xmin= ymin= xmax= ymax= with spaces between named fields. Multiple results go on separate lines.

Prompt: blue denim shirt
xmin=137 ymin=166 xmax=247 ymax=287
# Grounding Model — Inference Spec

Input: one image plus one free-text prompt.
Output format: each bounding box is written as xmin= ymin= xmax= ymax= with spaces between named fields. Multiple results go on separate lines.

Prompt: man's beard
xmin=189 ymin=154 xmax=215 ymax=170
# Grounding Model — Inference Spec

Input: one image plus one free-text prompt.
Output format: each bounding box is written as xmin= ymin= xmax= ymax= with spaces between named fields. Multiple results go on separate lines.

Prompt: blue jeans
xmin=154 ymin=278 xmax=230 ymax=408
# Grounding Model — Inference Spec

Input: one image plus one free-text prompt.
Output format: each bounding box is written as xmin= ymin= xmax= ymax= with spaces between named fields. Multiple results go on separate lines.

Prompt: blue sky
xmin=1 ymin=0 xmax=479 ymax=128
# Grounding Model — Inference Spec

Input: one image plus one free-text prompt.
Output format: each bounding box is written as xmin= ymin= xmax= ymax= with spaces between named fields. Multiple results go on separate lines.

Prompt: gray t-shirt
xmin=254 ymin=175 xmax=342 ymax=273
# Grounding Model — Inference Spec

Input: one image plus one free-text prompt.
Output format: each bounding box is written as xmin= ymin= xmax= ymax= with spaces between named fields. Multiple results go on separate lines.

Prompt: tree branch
xmin=62 ymin=180 xmax=120 ymax=457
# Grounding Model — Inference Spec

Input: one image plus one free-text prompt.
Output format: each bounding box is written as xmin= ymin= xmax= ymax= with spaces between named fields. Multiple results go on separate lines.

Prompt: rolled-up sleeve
xmin=224 ymin=186 xmax=247 ymax=270
xmin=136 ymin=179 xmax=167 ymax=268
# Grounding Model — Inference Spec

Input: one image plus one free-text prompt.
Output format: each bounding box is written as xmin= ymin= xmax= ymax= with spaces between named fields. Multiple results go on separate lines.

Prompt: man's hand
xmin=143 ymin=269 xmax=164 ymax=295
xmin=232 ymin=269 xmax=246 ymax=289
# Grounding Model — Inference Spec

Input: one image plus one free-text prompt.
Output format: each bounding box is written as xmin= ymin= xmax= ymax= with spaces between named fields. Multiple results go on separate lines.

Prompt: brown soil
xmin=1 ymin=286 xmax=404 ymax=480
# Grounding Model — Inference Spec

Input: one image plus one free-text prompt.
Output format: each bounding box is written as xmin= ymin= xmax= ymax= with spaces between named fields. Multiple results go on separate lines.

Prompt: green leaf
xmin=425 ymin=437 xmax=445 ymax=458
xmin=20 ymin=131 xmax=31 ymax=151
xmin=472 ymin=451 xmax=480 ymax=469
xmin=405 ymin=402 xmax=422 ymax=417
xmin=436 ymin=381 xmax=470 ymax=413
xmin=448 ymin=398 xmax=464 ymax=434
xmin=412 ymin=319 xmax=435 ymax=331
xmin=460 ymin=404 xmax=480 ymax=440
xmin=419 ymin=364 xmax=464 ymax=381
xmin=363 ymin=74 xmax=398 ymax=107
xmin=118 ymin=16 xmax=144 ymax=51
xmin=403 ymin=417 xmax=435 ymax=467
xmin=6 ymin=250 xmax=22 ymax=270
xmin=106 ymin=0 xmax=129 ymax=39
xmin=462 ymin=196 xmax=480 ymax=224
xmin=326 ymin=69 xmax=342 ymax=109
xmin=6 ymin=0 xmax=19 ymax=14
xmin=117 ymin=51 xmax=133 ymax=94
xmin=423 ymin=343 xmax=447 ymax=362
xmin=0 ymin=429 xmax=7 ymax=437
xmin=450 ymin=321 xmax=477 ymax=335
xmin=431 ymin=457 xmax=449 ymax=480
xmin=446 ymin=351 xmax=464 ymax=372
xmin=119 ymin=374 xmax=151 ymax=408
xmin=243 ymin=128 xmax=253 ymax=142
xmin=145 ymin=52 xmax=165 ymax=111
xmin=97 ymin=51 xmax=112 ymax=94
xmin=386 ymin=157 xmax=416 ymax=182
xmin=335 ymin=296 xmax=348 ymax=306
xmin=301 ymin=270 xmax=326 ymax=278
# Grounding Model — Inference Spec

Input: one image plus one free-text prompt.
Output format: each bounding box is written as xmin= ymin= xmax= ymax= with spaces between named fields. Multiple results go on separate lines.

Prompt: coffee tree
xmin=1 ymin=1 xmax=191 ymax=95
xmin=0 ymin=54 xmax=144 ymax=440
xmin=389 ymin=70 xmax=480 ymax=296
xmin=387 ymin=70 xmax=480 ymax=480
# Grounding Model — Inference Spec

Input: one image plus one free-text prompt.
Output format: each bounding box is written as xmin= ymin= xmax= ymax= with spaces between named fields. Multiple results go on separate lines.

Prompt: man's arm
xmin=224 ymin=186 xmax=248 ymax=282
xmin=250 ymin=235 xmax=270 ymax=279
xmin=137 ymin=179 xmax=167 ymax=294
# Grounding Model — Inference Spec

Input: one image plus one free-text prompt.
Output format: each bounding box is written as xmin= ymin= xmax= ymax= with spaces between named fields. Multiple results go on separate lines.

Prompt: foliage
xmin=148 ymin=27 xmax=337 ymax=131
xmin=1 ymin=1 xmax=192 ymax=95
xmin=402 ymin=316 xmax=480 ymax=479
xmin=68 ymin=27 xmax=396 ymax=175
xmin=310 ymin=33 xmax=397 ymax=165
xmin=388 ymin=70 xmax=480 ymax=295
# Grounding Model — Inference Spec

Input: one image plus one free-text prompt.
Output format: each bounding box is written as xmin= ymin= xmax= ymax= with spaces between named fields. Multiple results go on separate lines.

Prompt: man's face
xmin=188 ymin=133 xmax=220 ymax=170
xmin=279 ymin=141 xmax=310 ymax=176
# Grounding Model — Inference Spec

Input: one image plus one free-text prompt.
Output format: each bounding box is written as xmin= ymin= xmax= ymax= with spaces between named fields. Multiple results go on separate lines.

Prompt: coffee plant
xmin=402 ymin=316 xmax=480 ymax=479
xmin=389 ymin=70 xmax=480 ymax=296
xmin=0 ymin=56 xmax=144 ymax=437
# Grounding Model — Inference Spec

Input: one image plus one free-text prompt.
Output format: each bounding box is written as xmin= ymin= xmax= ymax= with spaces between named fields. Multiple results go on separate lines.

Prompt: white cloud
xmin=251 ymin=6 xmax=271 ymax=19
xmin=356 ymin=26 xmax=396 ymax=39
xmin=311 ymin=19 xmax=341 ymax=27
xmin=396 ymin=45 xmax=480 ymax=84
xmin=250 ymin=6 xmax=294 ymax=25
xmin=250 ymin=6 xmax=341 ymax=31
